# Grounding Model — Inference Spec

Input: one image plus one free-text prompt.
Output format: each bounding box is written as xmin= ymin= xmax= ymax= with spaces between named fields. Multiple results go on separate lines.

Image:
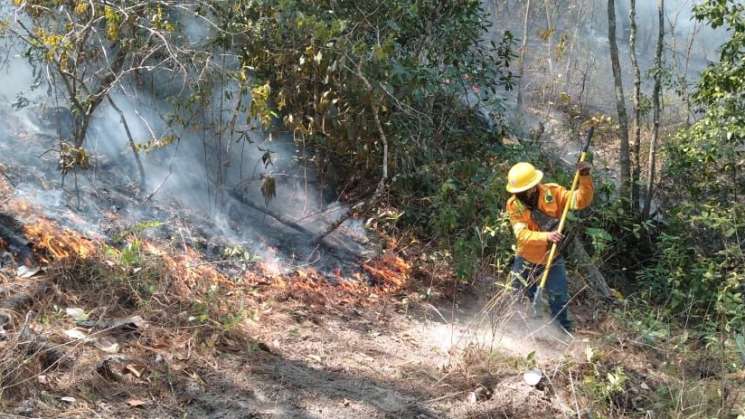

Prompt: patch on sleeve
xmin=543 ymin=190 xmax=554 ymax=204
xmin=511 ymin=198 xmax=526 ymax=216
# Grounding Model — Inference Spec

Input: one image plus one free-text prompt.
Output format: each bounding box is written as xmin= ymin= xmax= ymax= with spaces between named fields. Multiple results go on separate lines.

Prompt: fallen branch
xmin=227 ymin=189 xmax=362 ymax=261
xmin=228 ymin=189 xmax=317 ymax=238
xmin=310 ymin=200 xmax=366 ymax=246
xmin=0 ymin=280 xmax=51 ymax=328
xmin=18 ymin=324 xmax=69 ymax=370
xmin=0 ymin=215 xmax=35 ymax=266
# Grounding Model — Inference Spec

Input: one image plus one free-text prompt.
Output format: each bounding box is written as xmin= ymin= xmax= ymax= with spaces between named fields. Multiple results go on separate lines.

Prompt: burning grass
xmin=363 ymin=250 xmax=411 ymax=291
xmin=24 ymin=219 xmax=96 ymax=262
xmin=0 ymin=195 xmax=426 ymax=414
xmin=0 ymin=173 xmax=472 ymax=416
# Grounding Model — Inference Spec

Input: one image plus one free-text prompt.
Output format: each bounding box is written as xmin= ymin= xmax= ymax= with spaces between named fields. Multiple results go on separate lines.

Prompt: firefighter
xmin=505 ymin=161 xmax=593 ymax=332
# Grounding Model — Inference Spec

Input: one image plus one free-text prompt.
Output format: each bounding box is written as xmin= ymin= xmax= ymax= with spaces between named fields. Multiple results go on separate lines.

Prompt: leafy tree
xmin=642 ymin=0 xmax=665 ymax=219
xmin=10 ymin=0 xmax=206 ymax=190
xmin=224 ymin=0 xmax=513 ymax=195
xmin=220 ymin=0 xmax=516 ymax=276
xmin=607 ymin=0 xmax=632 ymax=205
xmin=642 ymin=0 xmax=745 ymax=331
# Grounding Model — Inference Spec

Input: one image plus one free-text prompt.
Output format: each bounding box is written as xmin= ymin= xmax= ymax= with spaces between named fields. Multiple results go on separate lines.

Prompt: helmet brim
xmin=506 ymin=170 xmax=543 ymax=193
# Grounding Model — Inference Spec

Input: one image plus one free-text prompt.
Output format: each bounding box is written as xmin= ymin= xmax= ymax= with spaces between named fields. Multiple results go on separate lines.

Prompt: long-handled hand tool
xmin=532 ymin=127 xmax=594 ymax=317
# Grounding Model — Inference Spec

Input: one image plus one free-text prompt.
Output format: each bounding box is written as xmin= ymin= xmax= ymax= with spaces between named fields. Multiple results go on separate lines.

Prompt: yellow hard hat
xmin=506 ymin=162 xmax=543 ymax=193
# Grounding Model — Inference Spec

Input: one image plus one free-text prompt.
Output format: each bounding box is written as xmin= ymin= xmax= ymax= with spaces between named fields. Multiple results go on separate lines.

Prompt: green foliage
xmin=617 ymin=303 xmax=674 ymax=345
xmin=638 ymin=203 xmax=745 ymax=331
xmin=223 ymin=245 xmax=262 ymax=264
xmin=399 ymin=143 xmax=541 ymax=279
xmin=580 ymin=181 xmax=655 ymax=282
xmin=113 ymin=220 xmax=163 ymax=242
xmin=637 ymin=0 xmax=745 ymax=333
xmin=582 ymin=347 xmax=629 ymax=409
xmin=219 ymin=0 xmax=515 ymax=279
xmin=736 ymin=334 xmax=745 ymax=364
xmin=235 ymin=0 xmax=512 ymax=172
xmin=119 ymin=239 xmax=143 ymax=267
xmin=693 ymin=1 xmax=745 ymax=107
xmin=14 ymin=0 xmax=193 ymax=153
xmin=191 ymin=284 xmax=247 ymax=331
xmin=135 ymin=135 xmax=177 ymax=153
xmin=585 ymin=227 xmax=613 ymax=255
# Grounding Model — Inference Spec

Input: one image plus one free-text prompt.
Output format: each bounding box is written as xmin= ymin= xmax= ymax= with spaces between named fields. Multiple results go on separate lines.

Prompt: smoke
xmin=0 ymin=6 xmax=371 ymax=275
xmin=485 ymin=0 xmax=730 ymax=116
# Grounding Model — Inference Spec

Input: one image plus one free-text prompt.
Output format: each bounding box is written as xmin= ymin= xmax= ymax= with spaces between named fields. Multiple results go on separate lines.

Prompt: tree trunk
xmin=629 ymin=0 xmax=642 ymax=212
xmin=107 ymin=96 xmax=147 ymax=194
xmin=516 ymin=0 xmax=531 ymax=111
xmin=683 ymin=22 xmax=700 ymax=127
xmin=563 ymin=1 xmax=583 ymax=92
xmin=643 ymin=0 xmax=665 ymax=219
xmin=607 ymin=0 xmax=631 ymax=202
xmin=542 ymin=0 xmax=556 ymax=119
xmin=544 ymin=0 xmax=554 ymax=76
xmin=73 ymin=45 xmax=128 ymax=149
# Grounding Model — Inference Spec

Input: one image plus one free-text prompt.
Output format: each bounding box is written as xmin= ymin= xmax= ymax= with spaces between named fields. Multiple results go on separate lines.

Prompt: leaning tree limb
xmin=569 ymin=237 xmax=611 ymax=299
xmin=107 ymin=96 xmax=147 ymax=194
xmin=227 ymin=188 xmax=363 ymax=261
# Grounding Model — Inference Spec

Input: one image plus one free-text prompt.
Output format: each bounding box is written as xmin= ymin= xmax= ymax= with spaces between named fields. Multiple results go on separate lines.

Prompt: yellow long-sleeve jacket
xmin=505 ymin=175 xmax=594 ymax=265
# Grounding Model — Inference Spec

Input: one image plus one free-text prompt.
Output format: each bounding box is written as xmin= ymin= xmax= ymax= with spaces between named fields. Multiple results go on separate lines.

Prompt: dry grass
xmin=1 ymin=183 xmax=741 ymax=417
xmin=0 ymin=200 xmax=424 ymax=416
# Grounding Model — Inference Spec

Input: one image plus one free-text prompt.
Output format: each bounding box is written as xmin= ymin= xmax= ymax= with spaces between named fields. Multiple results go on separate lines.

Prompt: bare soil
xmin=0 ymin=241 xmax=587 ymax=418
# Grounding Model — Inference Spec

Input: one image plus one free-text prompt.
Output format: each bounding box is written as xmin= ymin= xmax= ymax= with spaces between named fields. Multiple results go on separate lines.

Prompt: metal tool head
xmin=531 ymin=287 xmax=544 ymax=318
xmin=582 ymin=126 xmax=594 ymax=154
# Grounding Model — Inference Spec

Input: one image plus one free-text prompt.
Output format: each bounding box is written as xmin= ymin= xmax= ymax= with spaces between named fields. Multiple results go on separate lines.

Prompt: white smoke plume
xmin=0 ymin=4 xmax=371 ymax=274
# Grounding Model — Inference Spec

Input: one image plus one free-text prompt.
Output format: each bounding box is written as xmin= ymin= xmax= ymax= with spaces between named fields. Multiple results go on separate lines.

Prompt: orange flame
xmin=362 ymin=251 xmax=411 ymax=291
xmin=24 ymin=219 xmax=95 ymax=260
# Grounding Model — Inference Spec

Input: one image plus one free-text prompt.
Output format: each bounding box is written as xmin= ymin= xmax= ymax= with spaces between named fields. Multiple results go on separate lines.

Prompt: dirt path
xmin=173 ymin=290 xmax=586 ymax=418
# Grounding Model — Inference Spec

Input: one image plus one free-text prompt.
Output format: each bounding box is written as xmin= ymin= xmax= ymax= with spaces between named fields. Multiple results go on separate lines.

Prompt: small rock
xmin=78 ymin=315 xmax=147 ymax=333
xmin=17 ymin=265 xmax=40 ymax=278
xmin=473 ymin=385 xmax=491 ymax=401
xmin=523 ymin=368 xmax=543 ymax=386
xmin=13 ymin=399 xmax=35 ymax=415
xmin=127 ymin=399 xmax=146 ymax=408
xmin=64 ymin=328 xmax=90 ymax=341
xmin=182 ymin=379 xmax=202 ymax=400
xmin=466 ymin=391 xmax=477 ymax=404
xmin=94 ymin=338 xmax=120 ymax=354
xmin=60 ymin=396 xmax=76 ymax=403
xmin=65 ymin=307 xmax=87 ymax=321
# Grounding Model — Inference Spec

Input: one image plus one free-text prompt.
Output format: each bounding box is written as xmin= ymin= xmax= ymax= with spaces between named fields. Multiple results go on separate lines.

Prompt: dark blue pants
xmin=511 ymin=256 xmax=571 ymax=329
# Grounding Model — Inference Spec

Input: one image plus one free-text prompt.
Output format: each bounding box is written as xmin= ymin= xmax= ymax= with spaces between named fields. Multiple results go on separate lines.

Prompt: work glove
xmin=577 ymin=161 xmax=592 ymax=176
